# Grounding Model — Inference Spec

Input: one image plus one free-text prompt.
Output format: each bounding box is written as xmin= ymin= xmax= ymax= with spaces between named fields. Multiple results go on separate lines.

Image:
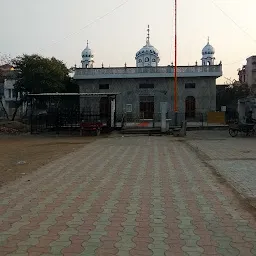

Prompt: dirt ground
xmin=0 ymin=135 xmax=96 ymax=187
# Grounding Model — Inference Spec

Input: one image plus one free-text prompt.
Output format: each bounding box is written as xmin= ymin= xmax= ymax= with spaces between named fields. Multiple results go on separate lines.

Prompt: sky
xmin=1 ymin=0 xmax=256 ymax=84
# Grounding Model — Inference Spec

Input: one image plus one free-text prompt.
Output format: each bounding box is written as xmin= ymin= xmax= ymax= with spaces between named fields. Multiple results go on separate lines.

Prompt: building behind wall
xmin=74 ymin=27 xmax=222 ymax=125
xmin=238 ymin=56 xmax=256 ymax=91
xmin=1 ymin=78 xmax=26 ymax=119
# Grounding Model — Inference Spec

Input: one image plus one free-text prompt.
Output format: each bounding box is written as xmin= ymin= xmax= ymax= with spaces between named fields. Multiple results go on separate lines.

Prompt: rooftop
xmin=74 ymin=65 xmax=222 ymax=80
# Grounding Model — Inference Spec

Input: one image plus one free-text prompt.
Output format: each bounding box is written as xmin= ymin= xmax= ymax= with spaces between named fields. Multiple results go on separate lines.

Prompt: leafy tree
xmin=11 ymin=54 xmax=76 ymax=120
xmin=216 ymin=83 xmax=250 ymax=112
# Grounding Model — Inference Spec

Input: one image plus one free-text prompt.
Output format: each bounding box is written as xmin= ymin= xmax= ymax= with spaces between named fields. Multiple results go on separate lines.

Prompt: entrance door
xmin=185 ymin=96 xmax=196 ymax=118
xmin=100 ymin=97 xmax=110 ymax=125
xmin=140 ymin=96 xmax=154 ymax=119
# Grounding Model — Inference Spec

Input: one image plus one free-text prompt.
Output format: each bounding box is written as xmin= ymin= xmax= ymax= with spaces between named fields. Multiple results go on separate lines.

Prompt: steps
xmin=121 ymin=127 xmax=162 ymax=135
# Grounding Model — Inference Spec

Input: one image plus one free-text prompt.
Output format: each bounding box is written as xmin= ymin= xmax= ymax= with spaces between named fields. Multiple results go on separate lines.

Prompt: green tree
xmin=216 ymin=83 xmax=250 ymax=111
xmin=11 ymin=54 xmax=76 ymax=120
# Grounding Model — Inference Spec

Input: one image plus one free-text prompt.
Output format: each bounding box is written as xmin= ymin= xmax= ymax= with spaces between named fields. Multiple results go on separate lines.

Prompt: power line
xmin=211 ymin=0 xmax=256 ymax=45
xmin=223 ymin=58 xmax=245 ymax=66
xmin=39 ymin=0 xmax=131 ymax=52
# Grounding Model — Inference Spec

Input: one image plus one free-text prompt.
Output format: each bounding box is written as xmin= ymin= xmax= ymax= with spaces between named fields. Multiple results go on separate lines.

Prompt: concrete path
xmin=0 ymin=136 xmax=256 ymax=256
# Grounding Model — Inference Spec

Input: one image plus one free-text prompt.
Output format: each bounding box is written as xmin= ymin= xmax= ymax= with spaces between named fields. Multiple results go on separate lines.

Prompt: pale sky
xmin=1 ymin=0 xmax=256 ymax=84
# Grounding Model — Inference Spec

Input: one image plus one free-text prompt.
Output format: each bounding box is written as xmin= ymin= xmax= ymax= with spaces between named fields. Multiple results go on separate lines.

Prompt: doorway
xmin=140 ymin=96 xmax=154 ymax=119
xmin=100 ymin=97 xmax=110 ymax=124
xmin=185 ymin=96 xmax=196 ymax=118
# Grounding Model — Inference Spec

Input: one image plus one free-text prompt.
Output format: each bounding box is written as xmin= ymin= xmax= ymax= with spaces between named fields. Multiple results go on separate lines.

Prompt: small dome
xmin=82 ymin=41 xmax=93 ymax=58
xmin=202 ymin=38 xmax=215 ymax=55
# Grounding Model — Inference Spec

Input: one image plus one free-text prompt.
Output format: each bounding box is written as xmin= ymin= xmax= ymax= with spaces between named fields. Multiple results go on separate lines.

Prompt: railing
xmin=74 ymin=65 xmax=222 ymax=77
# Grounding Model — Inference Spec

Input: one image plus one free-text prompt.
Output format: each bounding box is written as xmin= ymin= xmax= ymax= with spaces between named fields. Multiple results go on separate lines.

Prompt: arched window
xmin=138 ymin=59 xmax=142 ymax=63
xmin=145 ymin=57 xmax=149 ymax=62
xmin=185 ymin=96 xmax=196 ymax=119
xmin=152 ymin=59 xmax=156 ymax=62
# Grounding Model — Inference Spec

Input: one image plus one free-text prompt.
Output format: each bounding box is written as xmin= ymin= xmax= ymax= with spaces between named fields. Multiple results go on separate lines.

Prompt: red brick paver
xmin=0 ymin=136 xmax=256 ymax=255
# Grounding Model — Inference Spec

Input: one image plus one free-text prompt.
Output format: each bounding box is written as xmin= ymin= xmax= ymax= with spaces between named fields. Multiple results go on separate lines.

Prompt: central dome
xmin=135 ymin=25 xmax=160 ymax=67
xmin=136 ymin=43 xmax=159 ymax=58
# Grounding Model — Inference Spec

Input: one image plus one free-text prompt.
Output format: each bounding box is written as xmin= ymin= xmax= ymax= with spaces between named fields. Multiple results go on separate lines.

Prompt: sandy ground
xmin=0 ymin=135 xmax=95 ymax=187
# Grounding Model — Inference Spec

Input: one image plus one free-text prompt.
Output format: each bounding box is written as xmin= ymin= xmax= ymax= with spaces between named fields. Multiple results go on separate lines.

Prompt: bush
xmin=0 ymin=121 xmax=29 ymax=134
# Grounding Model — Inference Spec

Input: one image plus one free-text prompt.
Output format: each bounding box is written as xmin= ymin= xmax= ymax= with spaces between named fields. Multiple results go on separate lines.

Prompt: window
xmin=126 ymin=104 xmax=132 ymax=113
xmin=138 ymin=59 xmax=142 ymax=63
xmin=139 ymin=83 xmax=154 ymax=89
xmin=185 ymin=83 xmax=196 ymax=89
xmin=152 ymin=59 xmax=156 ymax=62
xmin=145 ymin=57 xmax=149 ymax=62
xmin=99 ymin=84 xmax=109 ymax=90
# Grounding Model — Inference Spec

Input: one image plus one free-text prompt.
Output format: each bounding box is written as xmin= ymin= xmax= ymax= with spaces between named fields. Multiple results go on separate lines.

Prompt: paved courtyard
xmin=0 ymin=135 xmax=256 ymax=255
xmin=187 ymin=131 xmax=256 ymax=202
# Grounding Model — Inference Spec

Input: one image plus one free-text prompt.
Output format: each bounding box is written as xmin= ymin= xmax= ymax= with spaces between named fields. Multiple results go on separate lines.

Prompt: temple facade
xmin=74 ymin=26 xmax=222 ymax=125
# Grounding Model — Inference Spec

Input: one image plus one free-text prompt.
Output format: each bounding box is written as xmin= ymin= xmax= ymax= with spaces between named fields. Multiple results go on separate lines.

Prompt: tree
xmin=216 ymin=82 xmax=250 ymax=112
xmin=11 ymin=54 xmax=75 ymax=120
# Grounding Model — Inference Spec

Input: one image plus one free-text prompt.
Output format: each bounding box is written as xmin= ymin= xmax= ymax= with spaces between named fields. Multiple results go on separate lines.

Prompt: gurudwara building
xmin=73 ymin=26 xmax=222 ymax=126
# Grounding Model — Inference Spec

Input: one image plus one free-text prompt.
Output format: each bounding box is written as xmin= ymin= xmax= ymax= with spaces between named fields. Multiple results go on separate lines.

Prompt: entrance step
xmin=121 ymin=127 xmax=162 ymax=135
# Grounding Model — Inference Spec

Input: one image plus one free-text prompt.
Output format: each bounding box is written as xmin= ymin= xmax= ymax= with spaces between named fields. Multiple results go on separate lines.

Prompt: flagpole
xmin=174 ymin=0 xmax=178 ymax=125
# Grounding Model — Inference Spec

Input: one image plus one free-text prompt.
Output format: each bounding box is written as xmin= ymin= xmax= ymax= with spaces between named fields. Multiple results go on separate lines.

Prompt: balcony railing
xmin=74 ymin=65 xmax=222 ymax=79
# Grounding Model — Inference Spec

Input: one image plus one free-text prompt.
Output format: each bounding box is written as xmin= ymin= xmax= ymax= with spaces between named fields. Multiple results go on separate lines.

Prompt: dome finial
xmin=87 ymin=40 xmax=89 ymax=47
xmin=146 ymin=25 xmax=150 ymax=45
xmin=207 ymin=36 xmax=209 ymax=44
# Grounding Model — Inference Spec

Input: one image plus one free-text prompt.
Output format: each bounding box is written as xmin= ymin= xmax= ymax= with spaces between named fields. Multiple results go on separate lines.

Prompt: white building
xmin=1 ymin=79 xmax=26 ymax=119
xmin=74 ymin=26 xmax=222 ymax=126
xmin=238 ymin=56 xmax=256 ymax=89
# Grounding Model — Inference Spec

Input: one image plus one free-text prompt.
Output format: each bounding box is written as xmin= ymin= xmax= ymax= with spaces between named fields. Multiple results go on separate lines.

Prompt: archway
xmin=185 ymin=96 xmax=196 ymax=119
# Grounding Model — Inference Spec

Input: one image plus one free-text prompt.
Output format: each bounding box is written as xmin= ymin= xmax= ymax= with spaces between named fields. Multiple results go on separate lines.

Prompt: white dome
xmin=136 ymin=43 xmax=159 ymax=58
xmin=81 ymin=41 xmax=94 ymax=68
xmin=202 ymin=41 xmax=215 ymax=55
xmin=135 ymin=26 xmax=160 ymax=67
xmin=82 ymin=41 xmax=93 ymax=58
xmin=201 ymin=38 xmax=216 ymax=66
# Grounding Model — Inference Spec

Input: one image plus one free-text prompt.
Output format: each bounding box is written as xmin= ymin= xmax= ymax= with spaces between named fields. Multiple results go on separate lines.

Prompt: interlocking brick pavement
xmin=0 ymin=135 xmax=256 ymax=255
xmin=187 ymin=131 xmax=256 ymax=200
